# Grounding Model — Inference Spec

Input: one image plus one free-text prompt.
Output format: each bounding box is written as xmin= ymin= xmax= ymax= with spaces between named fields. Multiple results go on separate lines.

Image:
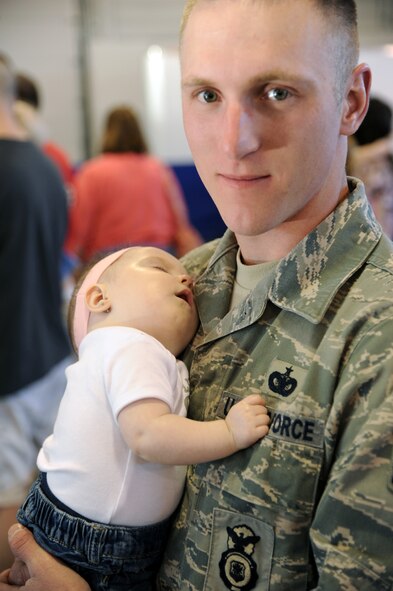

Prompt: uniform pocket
xmin=204 ymin=507 xmax=274 ymax=591
xmin=187 ymin=435 xmax=323 ymax=589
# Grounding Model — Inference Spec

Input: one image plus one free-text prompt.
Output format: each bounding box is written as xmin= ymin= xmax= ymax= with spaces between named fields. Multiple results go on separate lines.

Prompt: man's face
xmin=180 ymin=0 xmax=352 ymax=254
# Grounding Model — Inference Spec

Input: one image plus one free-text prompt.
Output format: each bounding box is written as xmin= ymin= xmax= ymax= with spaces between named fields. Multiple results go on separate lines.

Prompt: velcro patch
xmin=267 ymin=408 xmax=324 ymax=448
xmin=216 ymin=391 xmax=243 ymax=419
xmin=264 ymin=358 xmax=307 ymax=401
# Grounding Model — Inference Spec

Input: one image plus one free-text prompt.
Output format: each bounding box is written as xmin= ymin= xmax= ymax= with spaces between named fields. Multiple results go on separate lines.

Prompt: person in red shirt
xmin=64 ymin=105 xmax=203 ymax=265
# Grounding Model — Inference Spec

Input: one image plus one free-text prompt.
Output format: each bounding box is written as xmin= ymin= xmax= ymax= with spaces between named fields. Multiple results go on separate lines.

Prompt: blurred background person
xmin=13 ymin=72 xmax=74 ymax=188
xmin=348 ymin=96 xmax=393 ymax=239
xmin=63 ymin=105 xmax=203 ymax=273
xmin=13 ymin=71 xmax=78 ymax=303
xmin=0 ymin=53 xmax=72 ymax=570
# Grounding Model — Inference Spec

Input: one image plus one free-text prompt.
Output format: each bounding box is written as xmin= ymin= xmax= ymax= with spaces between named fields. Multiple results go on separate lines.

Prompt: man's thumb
xmin=7 ymin=525 xmax=33 ymax=585
xmin=8 ymin=524 xmax=33 ymax=557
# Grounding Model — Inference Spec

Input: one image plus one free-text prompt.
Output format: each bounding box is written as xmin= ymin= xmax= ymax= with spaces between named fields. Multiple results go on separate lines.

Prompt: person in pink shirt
xmin=64 ymin=106 xmax=203 ymax=266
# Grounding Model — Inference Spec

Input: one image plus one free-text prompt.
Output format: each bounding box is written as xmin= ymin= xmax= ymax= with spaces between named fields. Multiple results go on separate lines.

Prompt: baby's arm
xmin=118 ymin=394 xmax=269 ymax=465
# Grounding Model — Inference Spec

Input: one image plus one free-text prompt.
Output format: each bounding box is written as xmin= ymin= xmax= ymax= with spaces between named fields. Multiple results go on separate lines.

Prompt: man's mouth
xmin=219 ymin=173 xmax=270 ymax=184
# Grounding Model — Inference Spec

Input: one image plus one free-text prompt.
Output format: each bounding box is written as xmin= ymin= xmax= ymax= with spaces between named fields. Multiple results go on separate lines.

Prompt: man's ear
xmin=340 ymin=63 xmax=372 ymax=137
xmin=85 ymin=283 xmax=111 ymax=313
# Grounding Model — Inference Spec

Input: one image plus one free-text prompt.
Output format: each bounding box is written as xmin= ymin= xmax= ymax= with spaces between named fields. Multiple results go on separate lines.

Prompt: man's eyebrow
xmin=248 ymin=71 xmax=313 ymax=87
xmin=181 ymin=77 xmax=214 ymax=89
xmin=182 ymin=71 xmax=314 ymax=90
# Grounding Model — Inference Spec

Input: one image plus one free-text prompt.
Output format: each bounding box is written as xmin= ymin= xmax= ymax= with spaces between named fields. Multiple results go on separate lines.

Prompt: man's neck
xmin=0 ymin=107 xmax=27 ymax=140
xmin=237 ymin=181 xmax=350 ymax=265
xmin=0 ymin=125 xmax=27 ymax=140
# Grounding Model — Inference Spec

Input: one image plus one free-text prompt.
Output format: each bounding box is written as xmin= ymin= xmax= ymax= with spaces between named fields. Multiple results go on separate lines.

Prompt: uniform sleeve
xmin=310 ymin=318 xmax=393 ymax=590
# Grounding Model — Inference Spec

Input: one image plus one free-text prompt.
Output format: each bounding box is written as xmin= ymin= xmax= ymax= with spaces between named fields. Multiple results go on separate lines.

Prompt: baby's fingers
xmin=256 ymin=423 xmax=270 ymax=437
xmin=242 ymin=394 xmax=266 ymax=406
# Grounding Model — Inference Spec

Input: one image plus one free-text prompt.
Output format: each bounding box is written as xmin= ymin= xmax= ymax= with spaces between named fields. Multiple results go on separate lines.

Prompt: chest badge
xmin=268 ymin=365 xmax=298 ymax=397
xmin=219 ymin=525 xmax=260 ymax=590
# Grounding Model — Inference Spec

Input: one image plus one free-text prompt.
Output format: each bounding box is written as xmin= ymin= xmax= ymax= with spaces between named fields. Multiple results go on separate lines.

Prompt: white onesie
xmin=38 ymin=326 xmax=188 ymax=526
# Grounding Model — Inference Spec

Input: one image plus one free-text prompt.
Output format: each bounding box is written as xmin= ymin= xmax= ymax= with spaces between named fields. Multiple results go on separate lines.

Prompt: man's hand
xmin=0 ymin=525 xmax=90 ymax=591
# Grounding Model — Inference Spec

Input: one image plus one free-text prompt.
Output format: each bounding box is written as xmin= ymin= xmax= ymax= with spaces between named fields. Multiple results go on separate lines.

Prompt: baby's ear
xmin=85 ymin=283 xmax=111 ymax=313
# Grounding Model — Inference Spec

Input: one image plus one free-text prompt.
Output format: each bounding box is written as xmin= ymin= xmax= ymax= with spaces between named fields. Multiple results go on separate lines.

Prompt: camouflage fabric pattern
xmin=157 ymin=179 xmax=393 ymax=591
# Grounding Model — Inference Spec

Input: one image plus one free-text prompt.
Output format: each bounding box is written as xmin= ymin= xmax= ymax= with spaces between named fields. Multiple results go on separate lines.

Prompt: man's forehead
xmin=181 ymin=0 xmax=311 ymax=27
xmin=181 ymin=0 xmax=325 ymax=42
xmin=180 ymin=0 xmax=332 ymax=69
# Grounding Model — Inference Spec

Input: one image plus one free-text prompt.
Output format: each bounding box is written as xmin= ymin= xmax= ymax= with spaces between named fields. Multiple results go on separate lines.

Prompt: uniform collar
xmin=270 ymin=178 xmax=382 ymax=323
xmin=195 ymin=179 xmax=382 ymax=340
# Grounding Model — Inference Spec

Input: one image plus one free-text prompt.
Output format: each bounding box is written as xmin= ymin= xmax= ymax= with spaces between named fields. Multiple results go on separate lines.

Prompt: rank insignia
xmin=268 ymin=365 xmax=297 ymax=397
xmin=264 ymin=358 xmax=307 ymax=401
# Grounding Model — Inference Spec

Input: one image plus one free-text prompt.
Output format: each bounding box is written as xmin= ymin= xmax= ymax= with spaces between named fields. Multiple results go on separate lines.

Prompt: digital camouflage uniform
xmin=157 ymin=179 xmax=393 ymax=591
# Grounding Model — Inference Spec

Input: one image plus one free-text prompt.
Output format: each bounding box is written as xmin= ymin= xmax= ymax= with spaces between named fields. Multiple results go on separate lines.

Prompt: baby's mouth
xmin=176 ymin=288 xmax=193 ymax=306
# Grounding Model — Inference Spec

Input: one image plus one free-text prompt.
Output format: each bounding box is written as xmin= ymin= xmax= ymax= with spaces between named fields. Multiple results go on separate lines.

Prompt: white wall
xmin=0 ymin=0 xmax=187 ymax=164
xmin=89 ymin=40 xmax=148 ymax=155
xmin=89 ymin=42 xmax=191 ymax=163
xmin=360 ymin=46 xmax=393 ymax=110
xmin=0 ymin=0 xmax=83 ymax=160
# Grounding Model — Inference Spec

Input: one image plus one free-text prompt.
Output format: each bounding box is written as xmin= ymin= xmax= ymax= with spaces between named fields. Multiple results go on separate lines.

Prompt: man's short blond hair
xmin=179 ymin=0 xmax=359 ymax=103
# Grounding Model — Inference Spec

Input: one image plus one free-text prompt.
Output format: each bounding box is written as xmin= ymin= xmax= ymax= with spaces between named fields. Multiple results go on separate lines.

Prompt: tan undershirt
xmin=230 ymin=249 xmax=278 ymax=309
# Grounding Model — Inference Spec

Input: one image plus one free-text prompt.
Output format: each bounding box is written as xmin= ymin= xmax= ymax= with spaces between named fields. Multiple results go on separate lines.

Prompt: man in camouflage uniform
xmin=156 ymin=0 xmax=393 ymax=589
xmin=157 ymin=179 xmax=393 ymax=590
xmin=1 ymin=0 xmax=392 ymax=590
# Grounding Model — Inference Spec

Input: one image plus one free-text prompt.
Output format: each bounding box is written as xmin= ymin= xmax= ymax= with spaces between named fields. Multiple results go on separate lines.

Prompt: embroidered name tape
xmin=216 ymin=391 xmax=324 ymax=448
xmin=268 ymin=409 xmax=324 ymax=448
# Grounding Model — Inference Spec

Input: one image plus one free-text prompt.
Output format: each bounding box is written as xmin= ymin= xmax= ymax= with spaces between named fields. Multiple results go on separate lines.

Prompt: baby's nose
xmin=180 ymin=274 xmax=194 ymax=289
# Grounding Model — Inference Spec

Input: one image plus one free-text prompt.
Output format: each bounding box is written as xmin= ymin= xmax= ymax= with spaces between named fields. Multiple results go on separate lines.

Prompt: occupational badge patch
xmin=219 ymin=525 xmax=260 ymax=590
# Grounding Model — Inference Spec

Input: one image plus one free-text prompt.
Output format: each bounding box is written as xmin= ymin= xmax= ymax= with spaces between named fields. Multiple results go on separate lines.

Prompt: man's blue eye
xmin=199 ymin=90 xmax=217 ymax=103
xmin=267 ymin=88 xmax=289 ymax=101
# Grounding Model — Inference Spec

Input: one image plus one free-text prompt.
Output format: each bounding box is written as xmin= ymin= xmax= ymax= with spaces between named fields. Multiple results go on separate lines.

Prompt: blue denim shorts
xmin=17 ymin=474 xmax=173 ymax=591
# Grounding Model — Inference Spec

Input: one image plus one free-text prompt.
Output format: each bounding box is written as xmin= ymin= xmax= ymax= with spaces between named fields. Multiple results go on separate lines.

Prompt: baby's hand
xmin=225 ymin=394 xmax=270 ymax=450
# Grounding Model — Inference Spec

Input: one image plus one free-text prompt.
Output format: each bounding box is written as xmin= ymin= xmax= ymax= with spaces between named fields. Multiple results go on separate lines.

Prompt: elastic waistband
xmin=17 ymin=473 xmax=172 ymax=570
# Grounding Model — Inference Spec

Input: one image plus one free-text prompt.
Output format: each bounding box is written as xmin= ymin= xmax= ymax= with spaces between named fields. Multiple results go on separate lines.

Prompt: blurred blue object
xmin=60 ymin=251 xmax=78 ymax=280
xmin=172 ymin=164 xmax=226 ymax=242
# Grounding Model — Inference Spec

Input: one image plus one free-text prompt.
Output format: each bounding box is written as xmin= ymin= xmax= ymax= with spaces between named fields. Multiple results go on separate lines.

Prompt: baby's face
xmin=105 ymin=247 xmax=199 ymax=356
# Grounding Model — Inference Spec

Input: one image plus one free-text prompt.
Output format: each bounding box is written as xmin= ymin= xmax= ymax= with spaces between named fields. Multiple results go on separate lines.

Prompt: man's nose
xmin=222 ymin=103 xmax=260 ymax=160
